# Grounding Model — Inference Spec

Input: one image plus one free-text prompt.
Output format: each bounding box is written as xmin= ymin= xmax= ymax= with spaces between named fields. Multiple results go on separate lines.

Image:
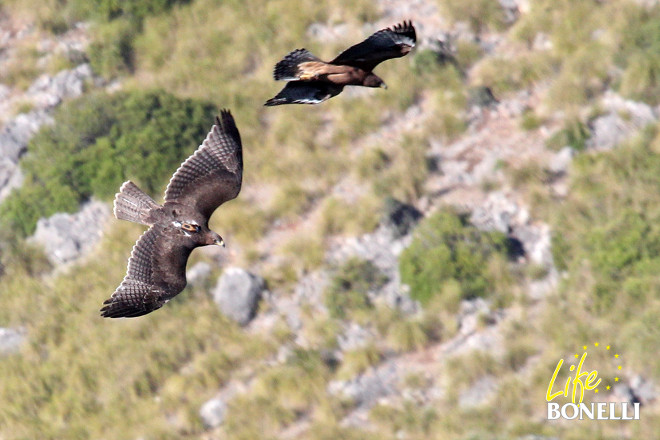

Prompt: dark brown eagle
xmin=100 ymin=110 xmax=243 ymax=318
xmin=265 ymin=20 xmax=416 ymax=106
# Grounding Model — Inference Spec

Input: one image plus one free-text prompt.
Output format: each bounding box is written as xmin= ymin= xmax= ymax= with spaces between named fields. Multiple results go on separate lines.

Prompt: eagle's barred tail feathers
xmin=113 ymin=180 xmax=159 ymax=225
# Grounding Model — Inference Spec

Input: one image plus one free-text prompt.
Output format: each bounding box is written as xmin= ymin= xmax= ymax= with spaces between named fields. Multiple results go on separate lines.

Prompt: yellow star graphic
xmin=615 ymin=377 xmax=619 ymax=382
xmin=606 ymin=385 xmax=611 ymax=390
xmin=618 ymin=365 xmax=622 ymax=370
xmin=615 ymin=354 xmax=619 ymax=358
xmin=595 ymin=342 xmax=599 ymax=347
xmin=606 ymin=345 xmax=611 ymax=350
xmin=575 ymin=354 xmax=579 ymax=358
xmin=583 ymin=345 xmax=587 ymax=350
xmin=595 ymin=389 xmax=599 ymax=393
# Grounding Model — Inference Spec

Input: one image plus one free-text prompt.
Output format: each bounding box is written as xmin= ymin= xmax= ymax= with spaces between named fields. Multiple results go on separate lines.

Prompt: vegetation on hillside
xmin=547 ymin=128 xmax=660 ymax=371
xmin=325 ymin=258 xmax=388 ymax=320
xmin=399 ymin=209 xmax=512 ymax=307
xmin=1 ymin=0 xmax=660 ymax=439
xmin=0 ymin=90 xmax=216 ymax=236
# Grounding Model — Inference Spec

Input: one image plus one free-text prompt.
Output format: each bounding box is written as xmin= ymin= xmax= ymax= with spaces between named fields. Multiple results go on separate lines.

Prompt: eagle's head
xmin=399 ymin=44 xmax=413 ymax=55
xmin=174 ymin=221 xmax=225 ymax=247
xmin=164 ymin=204 xmax=225 ymax=248
xmin=363 ymin=73 xmax=387 ymax=89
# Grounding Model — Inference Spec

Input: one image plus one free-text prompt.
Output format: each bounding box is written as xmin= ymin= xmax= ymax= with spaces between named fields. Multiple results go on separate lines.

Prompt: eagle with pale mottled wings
xmin=100 ymin=110 xmax=243 ymax=318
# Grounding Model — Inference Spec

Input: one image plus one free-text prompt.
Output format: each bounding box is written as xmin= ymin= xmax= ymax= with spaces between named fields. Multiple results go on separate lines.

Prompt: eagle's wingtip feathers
xmin=215 ymin=109 xmax=233 ymax=127
xmin=390 ymin=20 xmax=416 ymax=43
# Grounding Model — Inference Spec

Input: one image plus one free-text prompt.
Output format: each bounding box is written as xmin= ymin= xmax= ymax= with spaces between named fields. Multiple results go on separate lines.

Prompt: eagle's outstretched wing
xmin=331 ymin=21 xmax=416 ymax=72
xmin=164 ymin=110 xmax=243 ymax=220
xmin=100 ymin=226 xmax=192 ymax=318
xmin=265 ymin=81 xmax=344 ymax=106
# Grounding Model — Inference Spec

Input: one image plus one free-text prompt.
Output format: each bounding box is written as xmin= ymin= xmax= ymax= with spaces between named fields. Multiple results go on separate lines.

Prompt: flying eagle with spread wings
xmin=265 ymin=21 xmax=416 ymax=106
xmin=100 ymin=110 xmax=243 ymax=318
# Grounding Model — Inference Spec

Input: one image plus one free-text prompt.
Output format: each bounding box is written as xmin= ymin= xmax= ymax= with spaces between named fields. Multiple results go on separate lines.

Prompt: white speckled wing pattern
xmin=164 ymin=109 xmax=243 ymax=220
xmin=100 ymin=227 xmax=168 ymax=318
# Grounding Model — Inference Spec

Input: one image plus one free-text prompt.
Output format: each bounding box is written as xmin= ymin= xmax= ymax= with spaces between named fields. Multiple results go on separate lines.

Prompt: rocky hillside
xmin=1 ymin=0 xmax=659 ymax=439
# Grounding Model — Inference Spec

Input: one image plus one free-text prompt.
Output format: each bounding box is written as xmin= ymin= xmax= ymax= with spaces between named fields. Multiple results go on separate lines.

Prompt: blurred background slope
xmin=0 ymin=0 xmax=659 ymax=438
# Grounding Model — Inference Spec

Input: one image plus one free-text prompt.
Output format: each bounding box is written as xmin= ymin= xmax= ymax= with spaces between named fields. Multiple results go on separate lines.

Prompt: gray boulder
xmin=548 ymin=146 xmax=575 ymax=175
xmin=630 ymin=375 xmax=657 ymax=404
xmin=0 ymin=65 xmax=95 ymax=202
xmin=470 ymin=191 xmax=554 ymax=268
xmin=0 ymin=84 xmax=10 ymax=101
xmin=0 ymin=157 xmax=24 ymax=202
xmin=212 ymin=268 xmax=264 ymax=325
xmin=26 ymin=63 xmax=93 ymax=109
xmin=327 ymin=363 xmax=398 ymax=408
xmin=0 ymin=327 xmax=25 ymax=356
xmin=498 ymin=0 xmax=523 ymax=23
xmin=587 ymin=92 xmax=657 ymax=150
xmin=327 ymin=220 xmax=419 ymax=315
xmin=199 ymin=382 xmax=240 ymax=429
xmin=337 ymin=323 xmax=376 ymax=352
xmin=30 ymin=199 xmax=110 ymax=266
xmin=186 ymin=262 xmax=212 ymax=288
xmin=0 ymin=109 xmax=52 ymax=164
xmin=200 ymin=398 xmax=226 ymax=429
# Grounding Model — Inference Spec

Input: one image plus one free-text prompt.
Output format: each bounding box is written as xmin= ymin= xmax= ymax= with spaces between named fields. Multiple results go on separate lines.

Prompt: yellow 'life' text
xmin=546 ymin=352 xmax=601 ymax=403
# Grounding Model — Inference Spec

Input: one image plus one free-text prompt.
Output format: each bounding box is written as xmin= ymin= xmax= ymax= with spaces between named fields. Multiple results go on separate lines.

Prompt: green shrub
xmin=0 ymin=89 xmax=216 ymax=236
xmin=551 ymin=131 xmax=660 ymax=310
xmin=399 ymin=209 xmax=511 ymax=305
xmin=325 ymin=258 xmax=388 ymax=320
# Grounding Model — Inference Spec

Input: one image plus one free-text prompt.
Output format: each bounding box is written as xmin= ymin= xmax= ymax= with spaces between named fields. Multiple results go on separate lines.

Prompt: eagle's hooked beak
xmin=380 ymin=82 xmax=388 ymax=89
xmin=215 ymin=238 xmax=225 ymax=248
